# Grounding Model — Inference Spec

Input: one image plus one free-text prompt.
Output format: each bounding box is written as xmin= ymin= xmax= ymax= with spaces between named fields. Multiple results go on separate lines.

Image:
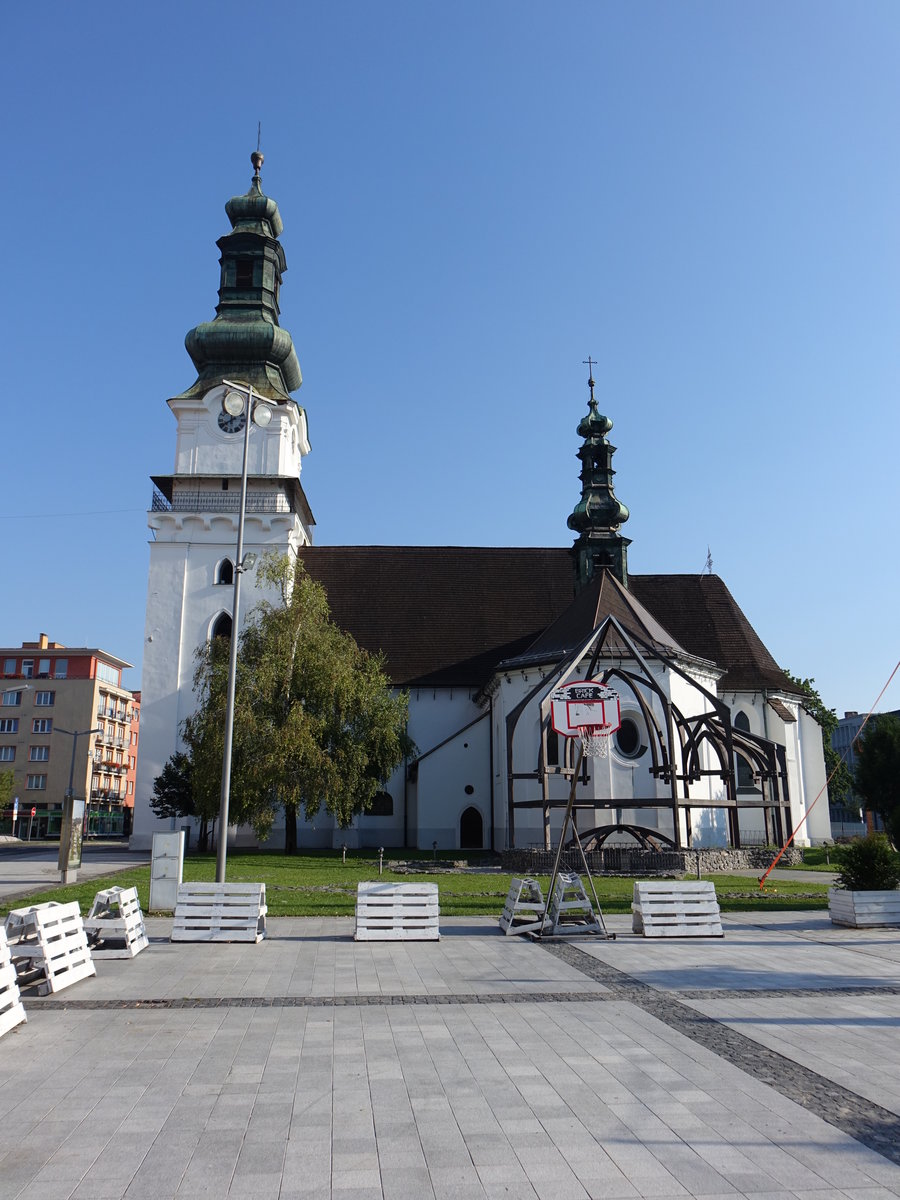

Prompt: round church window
xmin=615 ymin=716 xmax=643 ymax=759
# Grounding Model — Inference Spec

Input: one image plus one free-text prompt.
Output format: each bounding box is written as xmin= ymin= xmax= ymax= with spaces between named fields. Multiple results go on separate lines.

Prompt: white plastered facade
xmin=130 ymin=384 xmax=311 ymax=851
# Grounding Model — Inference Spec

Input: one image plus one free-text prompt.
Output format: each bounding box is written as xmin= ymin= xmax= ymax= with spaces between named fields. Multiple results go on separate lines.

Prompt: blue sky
xmin=3 ymin=2 xmax=898 ymax=716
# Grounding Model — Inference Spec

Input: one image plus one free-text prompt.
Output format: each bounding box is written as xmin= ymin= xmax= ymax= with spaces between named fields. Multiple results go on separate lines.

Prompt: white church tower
xmin=131 ymin=152 xmax=313 ymax=850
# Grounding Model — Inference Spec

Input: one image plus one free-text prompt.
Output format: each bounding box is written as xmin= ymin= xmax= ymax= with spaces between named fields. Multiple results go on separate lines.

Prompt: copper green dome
xmin=176 ymin=152 xmax=302 ymax=403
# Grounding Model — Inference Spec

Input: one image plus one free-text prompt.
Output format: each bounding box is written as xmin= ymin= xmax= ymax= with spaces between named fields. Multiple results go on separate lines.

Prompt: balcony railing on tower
xmin=151 ymin=487 xmax=292 ymax=515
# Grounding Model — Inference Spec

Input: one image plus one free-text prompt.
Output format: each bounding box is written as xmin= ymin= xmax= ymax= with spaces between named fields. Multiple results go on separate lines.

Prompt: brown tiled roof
xmin=628 ymin=574 xmax=801 ymax=694
xmin=504 ymin=569 xmax=691 ymax=669
xmin=298 ymin=546 xmax=800 ymax=695
xmin=297 ymin=547 xmax=576 ymax=687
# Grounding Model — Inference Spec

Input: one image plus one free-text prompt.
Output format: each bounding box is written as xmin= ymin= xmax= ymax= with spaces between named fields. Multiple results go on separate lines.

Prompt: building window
xmin=368 ymin=791 xmax=393 ymax=817
xmin=34 ymin=691 xmax=55 ymax=707
xmin=734 ymin=710 xmax=756 ymax=790
xmin=54 ymin=659 xmax=68 ymax=679
xmin=614 ymin=714 xmax=646 ymax=759
xmin=29 ymin=746 xmax=50 ymax=761
xmin=128 ymin=781 xmax=134 ymax=795
xmin=211 ymin=613 xmax=233 ymax=640
xmin=32 ymin=718 xmax=53 ymax=733
xmin=1 ymin=691 xmax=22 ymax=707
xmin=216 ymin=559 xmax=234 ymax=585
xmin=22 ymin=660 xmax=34 ymax=679
xmin=38 ymin=658 xmax=51 ymax=677
xmin=3 ymin=659 xmax=15 ymax=675
xmin=0 ymin=746 xmax=15 ymax=762
xmin=0 ymin=719 xmax=19 ymax=734
xmin=546 ymin=730 xmax=560 ymax=766
xmin=236 ymin=259 xmax=254 ymax=287
xmin=97 ymin=662 xmax=120 ymax=685
xmin=26 ymin=774 xmax=47 ymax=790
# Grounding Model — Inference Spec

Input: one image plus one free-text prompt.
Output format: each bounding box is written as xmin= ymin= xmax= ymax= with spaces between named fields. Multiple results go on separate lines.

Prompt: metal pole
xmin=55 ymin=727 xmax=98 ymax=881
xmin=216 ymin=385 xmax=255 ymax=883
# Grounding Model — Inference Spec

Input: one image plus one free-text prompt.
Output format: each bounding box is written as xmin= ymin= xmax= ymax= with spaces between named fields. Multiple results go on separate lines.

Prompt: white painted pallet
xmin=355 ymin=882 xmax=440 ymax=941
xmin=499 ymin=877 xmax=546 ymax=936
xmin=7 ymin=902 xmax=97 ymax=995
xmin=0 ymin=927 xmax=27 ymax=1038
xmin=632 ymin=880 xmax=724 ymax=937
xmin=546 ymin=873 xmax=605 ymax=936
xmin=83 ymin=887 xmax=149 ymax=958
xmin=828 ymin=888 xmax=900 ymax=928
xmin=171 ymin=882 xmax=267 ymax=943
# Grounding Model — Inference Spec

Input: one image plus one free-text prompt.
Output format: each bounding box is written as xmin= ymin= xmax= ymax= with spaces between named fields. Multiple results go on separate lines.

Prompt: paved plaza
xmin=1 ymin=911 xmax=899 ymax=1200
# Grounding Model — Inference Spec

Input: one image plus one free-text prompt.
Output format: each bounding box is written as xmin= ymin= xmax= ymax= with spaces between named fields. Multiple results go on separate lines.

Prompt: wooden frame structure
xmin=506 ymin=616 xmax=793 ymax=851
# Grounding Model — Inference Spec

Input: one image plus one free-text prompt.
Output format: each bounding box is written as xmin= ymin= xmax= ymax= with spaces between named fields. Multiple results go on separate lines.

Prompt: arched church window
xmin=460 ymin=806 xmax=483 ymax=849
xmin=211 ymin=613 xmax=232 ymax=641
xmin=216 ymin=559 xmax=234 ymax=586
xmin=733 ymin=710 xmax=756 ymax=790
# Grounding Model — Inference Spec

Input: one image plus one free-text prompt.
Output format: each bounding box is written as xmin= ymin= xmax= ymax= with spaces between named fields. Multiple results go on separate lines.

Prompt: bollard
xmin=342 ymin=844 xmax=347 ymax=865
xmin=378 ymin=847 xmax=384 ymax=876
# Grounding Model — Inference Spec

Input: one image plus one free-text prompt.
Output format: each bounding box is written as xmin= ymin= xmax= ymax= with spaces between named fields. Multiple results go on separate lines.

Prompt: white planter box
xmin=828 ymin=887 xmax=900 ymax=928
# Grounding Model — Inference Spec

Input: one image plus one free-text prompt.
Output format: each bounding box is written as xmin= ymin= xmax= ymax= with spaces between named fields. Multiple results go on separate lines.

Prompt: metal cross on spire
xmin=583 ymin=356 xmax=597 ymax=403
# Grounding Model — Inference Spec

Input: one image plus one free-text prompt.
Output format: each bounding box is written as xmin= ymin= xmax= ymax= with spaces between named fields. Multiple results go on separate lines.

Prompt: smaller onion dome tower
xmin=568 ymin=365 xmax=631 ymax=590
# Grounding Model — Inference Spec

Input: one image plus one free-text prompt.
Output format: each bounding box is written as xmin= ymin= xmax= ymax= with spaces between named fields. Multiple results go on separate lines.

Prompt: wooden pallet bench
xmin=632 ymin=880 xmax=723 ymax=937
xmin=171 ymin=882 xmax=267 ymax=943
xmin=0 ymin=926 xmax=27 ymax=1037
xmin=355 ymin=882 xmax=440 ymax=941
xmin=83 ymin=886 xmax=149 ymax=958
xmin=4 ymin=902 xmax=97 ymax=995
xmin=499 ymin=877 xmax=546 ymax=936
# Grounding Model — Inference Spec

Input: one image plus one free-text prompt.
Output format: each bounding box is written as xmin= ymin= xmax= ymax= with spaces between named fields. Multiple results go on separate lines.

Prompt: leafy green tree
xmin=854 ymin=713 xmax=900 ymax=844
xmin=784 ymin=671 xmax=853 ymax=809
xmin=150 ymin=751 xmax=214 ymax=851
xmin=0 ymin=769 xmax=14 ymax=811
xmin=184 ymin=554 xmax=414 ymax=853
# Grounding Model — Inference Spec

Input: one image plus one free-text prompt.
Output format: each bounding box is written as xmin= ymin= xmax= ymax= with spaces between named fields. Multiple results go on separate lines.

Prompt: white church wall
xmin=798 ymin=707 xmax=832 ymax=844
xmin=405 ymin=690 xmax=490 ymax=850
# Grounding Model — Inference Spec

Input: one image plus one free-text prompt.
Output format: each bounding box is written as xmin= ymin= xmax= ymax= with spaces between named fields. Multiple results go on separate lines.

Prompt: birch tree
xmin=183 ymin=554 xmax=413 ymax=852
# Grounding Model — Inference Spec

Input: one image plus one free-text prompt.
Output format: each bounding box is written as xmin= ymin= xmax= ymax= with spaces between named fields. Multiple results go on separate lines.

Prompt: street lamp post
xmin=216 ymin=380 xmax=274 ymax=883
xmin=55 ymin=726 xmax=101 ymax=884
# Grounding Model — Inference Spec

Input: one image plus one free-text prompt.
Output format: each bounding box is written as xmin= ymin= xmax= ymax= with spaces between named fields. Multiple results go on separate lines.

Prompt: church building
xmin=131 ymin=158 xmax=832 ymax=854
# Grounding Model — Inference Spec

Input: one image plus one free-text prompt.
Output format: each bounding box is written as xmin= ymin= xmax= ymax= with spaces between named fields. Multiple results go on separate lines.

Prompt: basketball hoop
xmin=550 ymin=680 xmax=621 ymax=760
xmin=578 ymin=723 xmax=613 ymax=758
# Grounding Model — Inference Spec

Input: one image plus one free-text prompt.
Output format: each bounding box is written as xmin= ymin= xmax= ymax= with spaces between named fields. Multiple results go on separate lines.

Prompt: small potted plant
xmin=828 ymin=833 xmax=900 ymax=927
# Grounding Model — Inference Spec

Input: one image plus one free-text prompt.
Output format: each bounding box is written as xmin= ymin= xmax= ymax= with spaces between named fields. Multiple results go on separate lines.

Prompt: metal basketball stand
xmin=537 ymin=683 xmax=618 ymax=940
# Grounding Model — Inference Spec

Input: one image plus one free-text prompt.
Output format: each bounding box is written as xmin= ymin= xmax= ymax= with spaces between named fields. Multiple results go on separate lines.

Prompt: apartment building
xmin=0 ymin=634 xmax=139 ymax=839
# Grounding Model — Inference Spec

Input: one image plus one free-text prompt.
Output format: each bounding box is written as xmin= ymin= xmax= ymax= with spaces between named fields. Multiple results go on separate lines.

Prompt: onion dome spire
xmin=176 ymin=150 xmax=302 ymax=403
xmin=568 ymin=361 xmax=631 ymax=590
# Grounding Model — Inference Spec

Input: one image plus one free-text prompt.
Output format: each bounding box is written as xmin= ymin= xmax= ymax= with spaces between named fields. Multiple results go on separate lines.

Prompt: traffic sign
xmin=31 ymin=807 xmax=36 ymax=817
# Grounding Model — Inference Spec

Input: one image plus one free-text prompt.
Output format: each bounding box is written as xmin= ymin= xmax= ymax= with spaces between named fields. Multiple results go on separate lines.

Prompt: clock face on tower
xmin=217 ymin=409 xmax=247 ymax=434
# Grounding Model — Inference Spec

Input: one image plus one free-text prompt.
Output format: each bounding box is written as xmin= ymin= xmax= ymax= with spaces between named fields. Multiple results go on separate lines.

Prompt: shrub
xmin=835 ymin=834 xmax=900 ymax=892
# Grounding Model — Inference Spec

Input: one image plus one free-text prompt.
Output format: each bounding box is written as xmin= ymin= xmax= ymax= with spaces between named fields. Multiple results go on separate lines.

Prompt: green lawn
xmin=1 ymin=848 xmax=832 ymax=918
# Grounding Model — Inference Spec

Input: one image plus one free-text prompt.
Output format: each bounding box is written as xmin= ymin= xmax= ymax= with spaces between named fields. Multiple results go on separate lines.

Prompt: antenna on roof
xmin=701 ymin=546 xmax=713 ymax=576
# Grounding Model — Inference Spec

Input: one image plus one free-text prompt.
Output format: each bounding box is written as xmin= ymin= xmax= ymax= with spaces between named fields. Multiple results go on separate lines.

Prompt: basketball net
xmin=578 ymin=723 xmax=612 ymax=758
